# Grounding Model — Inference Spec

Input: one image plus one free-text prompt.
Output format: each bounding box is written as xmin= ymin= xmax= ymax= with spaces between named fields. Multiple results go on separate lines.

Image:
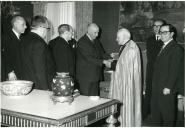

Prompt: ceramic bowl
xmin=0 ymin=80 xmax=33 ymax=96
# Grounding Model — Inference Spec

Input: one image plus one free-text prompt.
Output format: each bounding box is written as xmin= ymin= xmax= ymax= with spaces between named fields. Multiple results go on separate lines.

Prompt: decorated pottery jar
xmin=52 ymin=72 xmax=74 ymax=97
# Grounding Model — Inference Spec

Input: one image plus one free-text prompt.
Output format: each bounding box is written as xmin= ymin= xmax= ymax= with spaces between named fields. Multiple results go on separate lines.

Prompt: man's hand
xmin=103 ymin=60 xmax=112 ymax=68
xmin=163 ymin=88 xmax=170 ymax=95
xmin=110 ymin=53 xmax=119 ymax=60
xmin=8 ymin=71 xmax=17 ymax=81
xmin=177 ymin=95 xmax=184 ymax=111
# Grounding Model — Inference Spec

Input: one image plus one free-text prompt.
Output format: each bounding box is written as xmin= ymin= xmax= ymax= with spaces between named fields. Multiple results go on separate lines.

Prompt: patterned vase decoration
xmin=52 ymin=72 xmax=74 ymax=97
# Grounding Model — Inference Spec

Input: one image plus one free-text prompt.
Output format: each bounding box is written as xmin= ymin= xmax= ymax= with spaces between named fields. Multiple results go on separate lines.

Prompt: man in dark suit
xmin=21 ymin=15 xmax=55 ymax=90
xmin=76 ymin=23 xmax=111 ymax=96
xmin=49 ymin=24 xmax=75 ymax=78
xmin=143 ymin=19 xmax=166 ymax=119
xmin=2 ymin=15 xmax=27 ymax=81
xmin=151 ymin=24 xmax=184 ymax=126
xmin=175 ymin=23 xmax=185 ymax=126
xmin=68 ymin=34 xmax=79 ymax=90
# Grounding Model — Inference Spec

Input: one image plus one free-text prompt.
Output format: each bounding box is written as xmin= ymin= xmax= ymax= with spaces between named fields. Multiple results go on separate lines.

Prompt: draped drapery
xmin=32 ymin=2 xmax=48 ymax=42
xmin=32 ymin=2 xmax=76 ymax=42
xmin=31 ymin=1 xmax=93 ymax=42
xmin=32 ymin=2 xmax=47 ymax=16
xmin=75 ymin=1 xmax=93 ymax=40
xmin=46 ymin=2 xmax=76 ymax=40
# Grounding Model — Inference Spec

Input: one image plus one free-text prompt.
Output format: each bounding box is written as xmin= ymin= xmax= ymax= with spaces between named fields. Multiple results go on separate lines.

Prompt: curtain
xmin=32 ymin=2 xmax=48 ymax=42
xmin=32 ymin=1 xmax=93 ymax=42
xmin=75 ymin=1 xmax=93 ymax=40
xmin=45 ymin=2 xmax=76 ymax=41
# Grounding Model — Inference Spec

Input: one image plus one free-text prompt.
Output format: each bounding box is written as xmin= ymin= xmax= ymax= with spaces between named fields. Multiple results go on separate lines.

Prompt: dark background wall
xmin=93 ymin=1 xmax=120 ymax=54
xmin=13 ymin=2 xmax=33 ymax=20
xmin=119 ymin=1 xmax=184 ymax=45
xmin=1 ymin=1 xmax=33 ymax=34
xmin=93 ymin=1 xmax=184 ymax=54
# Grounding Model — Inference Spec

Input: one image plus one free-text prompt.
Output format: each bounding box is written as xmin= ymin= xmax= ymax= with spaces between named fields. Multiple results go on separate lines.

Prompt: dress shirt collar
xmin=12 ymin=29 xmax=20 ymax=40
xmin=60 ymin=36 xmax=69 ymax=44
xmin=155 ymin=34 xmax=160 ymax=40
xmin=86 ymin=33 xmax=93 ymax=42
xmin=163 ymin=38 xmax=173 ymax=48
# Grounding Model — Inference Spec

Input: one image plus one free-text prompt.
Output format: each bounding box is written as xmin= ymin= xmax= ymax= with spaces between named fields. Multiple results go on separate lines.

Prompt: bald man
xmin=76 ymin=23 xmax=111 ymax=96
xmin=2 ymin=15 xmax=27 ymax=81
xmin=108 ymin=28 xmax=142 ymax=126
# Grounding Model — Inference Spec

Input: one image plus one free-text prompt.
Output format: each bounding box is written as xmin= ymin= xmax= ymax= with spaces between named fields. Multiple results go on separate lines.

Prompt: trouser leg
xmin=143 ymin=88 xmax=151 ymax=120
xmin=78 ymin=80 xmax=99 ymax=96
xmin=176 ymin=111 xmax=184 ymax=126
xmin=151 ymin=96 xmax=162 ymax=126
xmin=88 ymin=81 xmax=99 ymax=96
xmin=78 ymin=80 xmax=89 ymax=96
xmin=159 ymin=95 xmax=176 ymax=126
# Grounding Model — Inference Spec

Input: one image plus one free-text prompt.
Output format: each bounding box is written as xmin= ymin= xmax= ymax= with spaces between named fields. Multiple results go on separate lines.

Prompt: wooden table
xmin=1 ymin=89 xmax=119 ymax=127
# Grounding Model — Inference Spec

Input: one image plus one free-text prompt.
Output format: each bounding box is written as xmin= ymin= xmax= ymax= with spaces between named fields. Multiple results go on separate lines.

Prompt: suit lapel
xmin=157 ymin=40 xmax=175 ymax=59
xmin=86 ymin=35 xmax=101 ymax=58
xmin=85 ymin=35 xmax=94 ymax=46
xmin=11 ymin=30 xmax=21 ymax=42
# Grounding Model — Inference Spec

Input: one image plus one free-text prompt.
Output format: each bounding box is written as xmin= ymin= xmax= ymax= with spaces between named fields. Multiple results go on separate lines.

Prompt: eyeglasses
xmin=153 ymin=25 xmax=161 ymax=27
xmin=39 ymin=26 xmax=50 ymax=30
xmin=159 ymin=31 xmax=171 ymax=35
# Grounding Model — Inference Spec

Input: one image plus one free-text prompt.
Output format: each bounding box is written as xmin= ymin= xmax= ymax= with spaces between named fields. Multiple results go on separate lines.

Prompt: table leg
xmin=106 ymin=114 xmax=117 ymax=127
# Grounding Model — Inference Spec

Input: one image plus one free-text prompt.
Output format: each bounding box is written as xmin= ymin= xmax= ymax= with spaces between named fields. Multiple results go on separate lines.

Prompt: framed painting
xmin=119 ymin=1 xmax=185 ymax=45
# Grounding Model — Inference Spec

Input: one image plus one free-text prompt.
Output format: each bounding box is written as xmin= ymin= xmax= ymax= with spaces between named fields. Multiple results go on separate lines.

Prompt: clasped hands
xmin=177 ymin=95 xmax=184 ymax=112
xmin=110 ymin=53 xmax=119 ymax=60
xmin=8 ymin=71 xmax=17 ymax=81
xmin=103 ymin=59 xmax=113 ymax=68
xmin=103 ymin=52 xmax=119 ymax=68
xmin=163 ymin=88 xmax=170 ymax=95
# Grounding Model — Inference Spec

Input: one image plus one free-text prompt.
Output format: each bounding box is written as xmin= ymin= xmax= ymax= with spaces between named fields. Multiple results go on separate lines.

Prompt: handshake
xmin=103 ymin=59 xmax=113 ymax=68
xmin=103 ymin=52 xmax=119 ymax=68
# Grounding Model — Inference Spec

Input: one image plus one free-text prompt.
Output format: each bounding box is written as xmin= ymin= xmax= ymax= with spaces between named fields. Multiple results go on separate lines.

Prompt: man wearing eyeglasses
xmin=21 ymin=15 xmax=55 ymax=90
xmin=150 ymin=24 xmax=184 ymax=126
xmin=143 ymin=19 xmax=166 ymax=120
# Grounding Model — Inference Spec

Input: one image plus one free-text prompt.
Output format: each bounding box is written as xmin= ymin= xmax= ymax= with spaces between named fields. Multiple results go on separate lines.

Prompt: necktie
xmin=19 ymin=34 xmax=23 ymax=41
xmin=91 ymin=39 xmax=95 ymax=44
xmin=156 ymin=35 xmax=159 ymax=41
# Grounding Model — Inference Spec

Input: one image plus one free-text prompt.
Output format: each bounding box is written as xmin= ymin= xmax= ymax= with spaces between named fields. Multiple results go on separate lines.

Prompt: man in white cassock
xmin=108 ymin=28 xmax=142 ymax=127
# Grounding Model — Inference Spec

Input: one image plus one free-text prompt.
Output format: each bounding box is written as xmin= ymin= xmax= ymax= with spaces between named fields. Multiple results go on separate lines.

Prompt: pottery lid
xmin=56 ymin=72 xmax=69 ymax=77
